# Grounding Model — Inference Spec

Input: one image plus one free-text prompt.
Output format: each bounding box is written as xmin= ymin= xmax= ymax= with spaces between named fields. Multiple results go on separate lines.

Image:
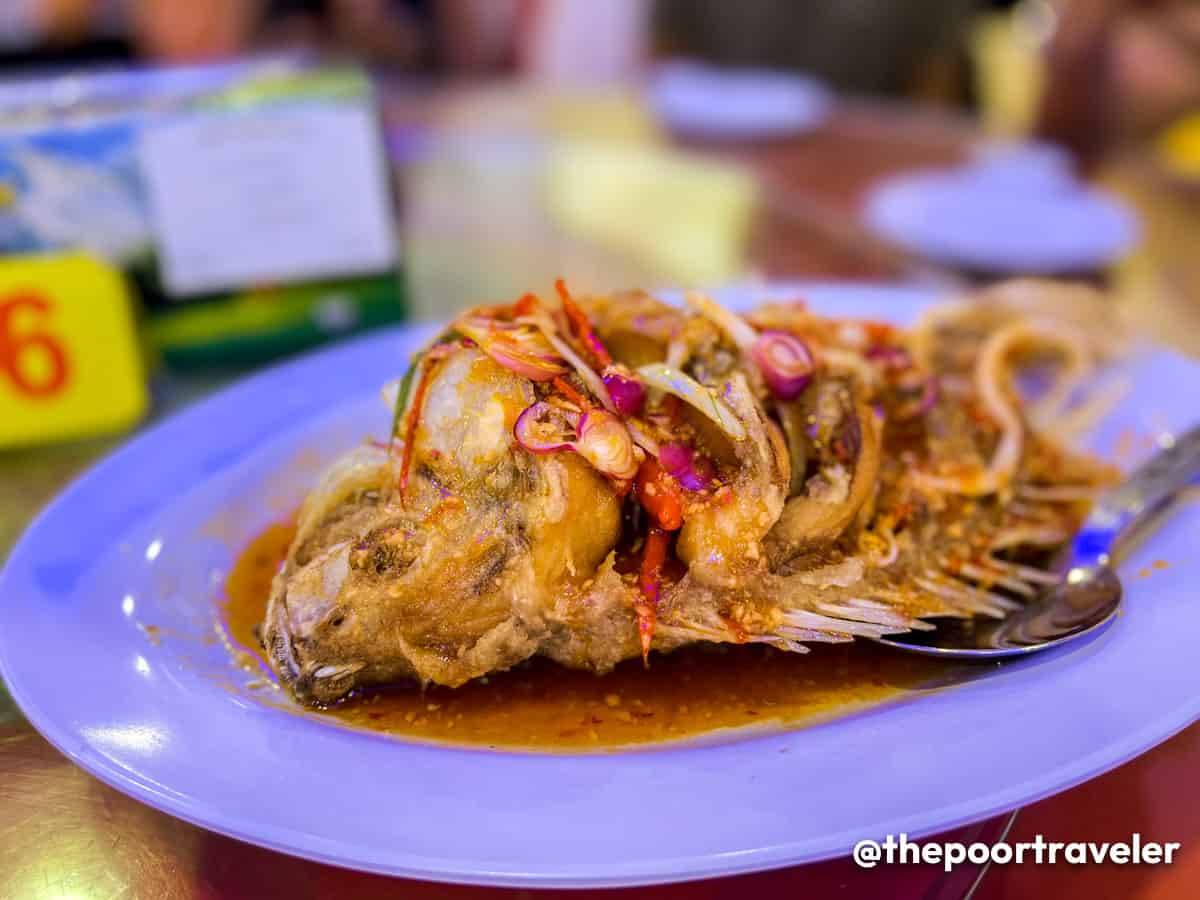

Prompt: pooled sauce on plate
xmin=223 ymin=523 xmax=970 ymax=750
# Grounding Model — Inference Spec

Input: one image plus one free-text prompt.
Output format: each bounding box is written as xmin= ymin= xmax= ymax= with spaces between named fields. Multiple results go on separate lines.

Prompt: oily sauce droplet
xmin=222 ymin=523 xmax=967 ymax=750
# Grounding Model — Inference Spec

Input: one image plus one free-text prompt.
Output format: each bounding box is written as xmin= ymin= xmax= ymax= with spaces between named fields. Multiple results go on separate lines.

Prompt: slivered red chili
xmin=634 ymin=457 xmax=684 ymax=531
xmin=639 ymin=527 xmax=670 ymax=600
xmin=552 ymin=375 xmax=592 ymax=411
xmin=397 ymin=350 xmax=449 ymax=501
xmin=636 ymin=527 xmax=671 ymax=663
xmin=556 ymin=278 xmax=613 ymax=370
xmin=513 ymin=293 xmax=540 ymax=317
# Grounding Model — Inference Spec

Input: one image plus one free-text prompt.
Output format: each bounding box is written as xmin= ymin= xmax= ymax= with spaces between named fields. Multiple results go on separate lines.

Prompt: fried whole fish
xmin=262 ymin=280 xmax=1121 ymax=705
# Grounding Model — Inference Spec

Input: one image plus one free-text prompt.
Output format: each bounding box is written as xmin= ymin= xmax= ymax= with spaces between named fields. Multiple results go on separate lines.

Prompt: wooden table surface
xmin=2 ymin=90 xmax=1199 ymax=900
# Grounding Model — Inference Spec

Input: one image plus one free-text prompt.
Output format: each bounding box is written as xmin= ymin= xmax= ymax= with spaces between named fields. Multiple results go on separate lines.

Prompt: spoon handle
xmin=1073 ymin=424 xmax=1200 ymax=564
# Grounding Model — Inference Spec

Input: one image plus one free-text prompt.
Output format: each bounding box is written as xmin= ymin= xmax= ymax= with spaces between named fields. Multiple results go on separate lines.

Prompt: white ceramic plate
xmin=1 ymin=284 xmax=1196 ymax=888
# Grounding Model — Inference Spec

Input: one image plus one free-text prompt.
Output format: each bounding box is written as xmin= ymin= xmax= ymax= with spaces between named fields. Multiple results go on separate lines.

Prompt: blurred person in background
xmin=0 ymin=0 xmax=262 ymax=67
xmin=257 ymin=0 xmax=432 ymax=68
xmin=430 ymin=0 xmax=984 ymax=98
xmin=0 ymin=0 xmax=995 ymax=91
xmin=654 ymin=0 xmax=981 ymax=101
xmin=0 ymin=0 xmax=440 ymax=68
xmin=1038 ymin=0 xmax=1200 ymax=161
xmin=2 ymin=0 xmax=1197 ymax=143
xmin=0 ymin=0 xmax=128 ymax=68
xmin=129 ymin=0 xmax=264 ymax=61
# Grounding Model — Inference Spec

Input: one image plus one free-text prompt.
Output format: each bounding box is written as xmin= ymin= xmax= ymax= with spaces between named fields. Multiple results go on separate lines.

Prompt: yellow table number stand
xmin=0 ymin=253 xmax=148 ymax=448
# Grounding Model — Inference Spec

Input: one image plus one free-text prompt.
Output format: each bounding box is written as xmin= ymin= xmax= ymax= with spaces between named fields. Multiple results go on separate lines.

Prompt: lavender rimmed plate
xmin=1 ymin=284 xmax=1197 ymax=888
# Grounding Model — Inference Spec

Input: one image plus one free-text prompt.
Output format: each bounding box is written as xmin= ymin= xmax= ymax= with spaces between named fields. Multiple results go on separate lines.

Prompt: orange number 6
xmin=0 ymin=292 xmax=70 ymax=397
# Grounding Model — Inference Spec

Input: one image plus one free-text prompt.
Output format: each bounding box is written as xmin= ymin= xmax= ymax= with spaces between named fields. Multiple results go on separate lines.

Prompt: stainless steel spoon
xmin=877 ymin=424 xmax=1200 ymax=659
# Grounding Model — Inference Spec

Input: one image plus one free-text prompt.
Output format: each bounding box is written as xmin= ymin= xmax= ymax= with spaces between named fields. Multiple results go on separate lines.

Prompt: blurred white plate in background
xmin=649 ymin=61 xmax=832 ymax=139
xmin=862 ymin=143 xmax=1139 ymax=274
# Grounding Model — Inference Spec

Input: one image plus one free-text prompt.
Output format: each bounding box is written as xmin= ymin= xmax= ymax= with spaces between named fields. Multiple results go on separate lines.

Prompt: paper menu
xmin=140 ymin=104 xmax=397 ymax=297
